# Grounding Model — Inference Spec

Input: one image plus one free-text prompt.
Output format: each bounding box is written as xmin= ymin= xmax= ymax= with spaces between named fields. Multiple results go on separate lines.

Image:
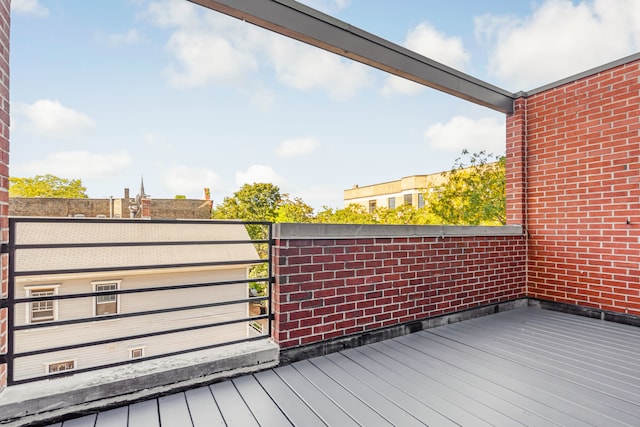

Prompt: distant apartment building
xmin=12 ymin=220 xmax=260 ymax=382
xmin=344 ymin=173 xmax=447 ymax=213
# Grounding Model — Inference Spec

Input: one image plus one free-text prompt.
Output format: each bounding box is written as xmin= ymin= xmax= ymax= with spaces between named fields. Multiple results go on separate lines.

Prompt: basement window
xmin=47 ymin=360 xmax=75 ymax=373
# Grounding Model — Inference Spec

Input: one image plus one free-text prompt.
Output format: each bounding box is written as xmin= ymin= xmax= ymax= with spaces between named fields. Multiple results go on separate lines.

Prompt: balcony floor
xmin=47 ymin=306 xmax=640 ymax=426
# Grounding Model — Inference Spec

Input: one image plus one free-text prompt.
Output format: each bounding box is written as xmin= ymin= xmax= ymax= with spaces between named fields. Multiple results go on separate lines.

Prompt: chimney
xmin=204 ymin=188 xmax=211 ymax=200
xmin=141 ymin=198 xmax=151 ymax=220
xmin=124 ymin=188 xmax=130 ymax=200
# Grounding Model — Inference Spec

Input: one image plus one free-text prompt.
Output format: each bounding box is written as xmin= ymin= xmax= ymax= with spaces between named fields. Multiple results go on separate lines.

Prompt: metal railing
xmin=1 ymin=217 xmax=273 ymax=385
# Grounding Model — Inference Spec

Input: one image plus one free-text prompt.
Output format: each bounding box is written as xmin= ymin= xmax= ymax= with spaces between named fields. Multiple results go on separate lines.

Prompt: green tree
xmin=9 ymin=174 xmax=88 ymax=198
xmin=212 ymin=183 xmax=285 ymax=296
xmin=375 ymin=204 xmax=438 ymax=225
xmin=276 ymin=197 xmax=315 ymax=223
xmin=425 ymin=150 xmax=506 ymax=225
xmin=212 ymin=182 xmax=283 ymax=243
xmin=315 ymin=204 xmax=377 ymax=224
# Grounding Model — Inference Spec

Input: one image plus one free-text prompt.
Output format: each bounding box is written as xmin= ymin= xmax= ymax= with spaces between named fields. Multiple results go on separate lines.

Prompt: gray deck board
xmin=94 ymin=407 xmax=128 ymax=427
xmin=184 ymin=386 xmax=226 ymax=427
xmin=68 ymin=307 xmax=640 ymax=426
xmin=351 ymin=345 xmax=507 ymax=427
xmin=373 ymin=339 xmax=557 ymax=427
xmin=436 ymin=319 xmax=640 ymax=403
xmin=253 ymin=369 xmax=327 ymax=427
xmin=209 ymin=379 xmax=259 ymax=426
xmin=158 ymin=393 xmax=192 ymax=427
xmin=415 ymin=331 xmax=632 ymax=426
xmin=273 ymin=364 xmax=359 ymax=426
xmin=61 ymin=414 xmax=96 ymax=427
xmin=308 ymin=355 xmax=426 ymax=427
xmin=292 ymin=359 xmax=393 ymax=426
xmin=231 ymin=375 xmax=292 ymax=427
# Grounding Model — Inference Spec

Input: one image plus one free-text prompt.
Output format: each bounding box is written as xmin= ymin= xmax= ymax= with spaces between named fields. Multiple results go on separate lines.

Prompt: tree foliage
xmin=315 ymin=204 xmax=377 ymax=224
xmin=276 ymin=197 xmax=315 ymax=223
xmin=425 ymin=150 xmax=506 ymax=225
xmin=213 ymin=151 xmax=507 ymax=229
xmin=9 ymin=174 xmax=88 ymax=198
xmin=374 ymin=204 xmax=437 ymax=225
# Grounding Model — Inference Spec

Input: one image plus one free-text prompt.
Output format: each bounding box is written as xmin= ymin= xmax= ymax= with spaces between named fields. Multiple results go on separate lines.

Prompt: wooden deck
xmin=46 ymin=306 xmax=640 ymax=426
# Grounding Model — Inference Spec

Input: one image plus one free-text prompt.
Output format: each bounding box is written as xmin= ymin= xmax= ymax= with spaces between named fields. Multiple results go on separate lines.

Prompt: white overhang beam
xmin=187 ymin=0 xmax=516 ymax=113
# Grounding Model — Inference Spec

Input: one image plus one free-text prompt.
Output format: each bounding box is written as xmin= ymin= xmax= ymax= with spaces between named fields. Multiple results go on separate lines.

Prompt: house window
xmin=28 ymin=287 xmax=58 ymax=323
xmin=47 ymin=360 xmax=75 ymax=373
xmin=129 ymin=347 xmax=145 ymax=359
xmin=404 ymin=194 xmax=412 ymax=206
xmin=418 ymin=193 xmax=425 ymax=208
xmin=388 ymin=197 xmax=396 ymax=209
xmin=368 ymin=200 xmax=377 ymax=214
xmin=94 ymin=281 xmax=120 ymax=316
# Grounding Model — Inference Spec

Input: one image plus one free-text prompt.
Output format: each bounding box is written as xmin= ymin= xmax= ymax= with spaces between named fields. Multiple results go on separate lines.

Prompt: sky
xmin=10 ymin=0 xmax=640 ymax=210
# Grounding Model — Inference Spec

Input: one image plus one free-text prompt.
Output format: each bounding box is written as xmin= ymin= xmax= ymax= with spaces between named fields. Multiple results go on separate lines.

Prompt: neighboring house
xmin=12 ymin=220 xmax=261 ymax=382
xmin=344 ymin=173 xmax=447 ymax=213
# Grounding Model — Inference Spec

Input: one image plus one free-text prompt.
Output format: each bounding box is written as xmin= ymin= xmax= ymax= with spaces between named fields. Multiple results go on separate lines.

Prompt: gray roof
xmin=14 ymin=220 xmax=260 ymax=274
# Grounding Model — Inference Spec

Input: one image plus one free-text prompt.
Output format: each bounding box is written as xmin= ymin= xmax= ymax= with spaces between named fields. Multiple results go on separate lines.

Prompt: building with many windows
xmin=344 ymin=173 xmax=447 ymax=213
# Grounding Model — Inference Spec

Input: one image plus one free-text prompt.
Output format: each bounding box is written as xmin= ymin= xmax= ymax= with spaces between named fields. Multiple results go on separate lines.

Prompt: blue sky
xmin=10 ymin=0 xmax=640 ymax=210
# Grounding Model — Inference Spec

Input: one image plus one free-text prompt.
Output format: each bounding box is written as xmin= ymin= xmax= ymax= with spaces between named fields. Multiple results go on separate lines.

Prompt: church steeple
xmin=139 ymin=176 xmax=147 ymax=198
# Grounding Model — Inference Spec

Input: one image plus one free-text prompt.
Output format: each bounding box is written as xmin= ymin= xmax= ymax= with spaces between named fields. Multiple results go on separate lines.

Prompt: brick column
xmin=141 ymin=198 xmax=151 ymax=219
xmin=0 ymin=0 xmax=9 ymax=393
xmin=505 ymin=97 xmax=527 ymax=226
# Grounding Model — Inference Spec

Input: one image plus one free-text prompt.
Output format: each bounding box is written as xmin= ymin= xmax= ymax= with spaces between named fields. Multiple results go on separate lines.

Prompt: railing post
xmin=0 ymin=0 xmax=10 ymax=394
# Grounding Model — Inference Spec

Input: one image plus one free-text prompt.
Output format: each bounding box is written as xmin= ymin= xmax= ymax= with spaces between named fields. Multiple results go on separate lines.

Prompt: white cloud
xmin=276 ymin=137 xmax=319 ymax=158
xmin=12 ymin=0 xmax=48 ymax=17
xmin=247 ymin=87 xmax=276 ymax=112
xmin=264 ymin=36 xmax=373 ymax=100
xmin=165 ymin=165 xmax=221 ymax=195
xmin=14 ymin=99 xmax=95 ymax=139
xmin=163 ymin=28 xmax=259 ymax=88
xmin=236 ymin=165 xmax=285 ymax=187
xmin=476 ymin=0 xmax=640 ymax=89
xmin=143 ymin=132 xmax=173 ymax=150
xmin=146 ymin=0 xmax=200 ymax=28
xmin=147 ymin=0 xmax=257 ymax=88
xmin=12 ymin=150 xmax=132 ymax=179
xmin=424 ymin=116 xmax=505 ymax=154
xmin=101 ymin=29 xmax=142 ymax=47
xmin=146 ymin=0 xmax=371 ymax=99
xmin=382 ymin=23 xmax=470 ymax=96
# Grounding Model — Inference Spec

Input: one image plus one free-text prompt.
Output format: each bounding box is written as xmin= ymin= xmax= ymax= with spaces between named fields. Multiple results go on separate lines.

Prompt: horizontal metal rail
xmin=14 ymin=296 xmax=269 ymax=330
xmin=14 ymin=258 xmax=266 ymax=277
xmin=10 ymin=335 xmax=268 ymax=385
xmin=4 ymin=217 xmax=274 ymax=385
xmin=14 ymin=277 xmax=269 ymax=301
xmin=16 ymin=313 xmax=270 ymax=358
xmin=13 ymin=239 xmax=269 ymax=249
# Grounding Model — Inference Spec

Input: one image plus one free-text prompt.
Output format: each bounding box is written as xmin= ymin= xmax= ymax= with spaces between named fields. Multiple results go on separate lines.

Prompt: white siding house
xmin=12 ymin=220 xmax=263 ymax=382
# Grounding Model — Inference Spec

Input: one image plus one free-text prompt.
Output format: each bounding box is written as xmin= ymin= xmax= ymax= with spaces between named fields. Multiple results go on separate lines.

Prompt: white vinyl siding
xmin=14 ymin=268 xmax=249 ymax=381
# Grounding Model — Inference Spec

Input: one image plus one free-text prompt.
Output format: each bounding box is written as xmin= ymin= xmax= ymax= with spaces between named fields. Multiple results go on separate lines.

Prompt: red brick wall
xmin=522 ymin=59 xmax=640 ymax=315
xmin=0 ymin=0 xmax=9 ymax=393
xmin=273 ymin=230 xmax=526 ymax=348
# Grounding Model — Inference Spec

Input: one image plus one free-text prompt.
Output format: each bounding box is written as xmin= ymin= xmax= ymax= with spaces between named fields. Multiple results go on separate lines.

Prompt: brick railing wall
xmin=272 ymin=224 xmax=526 ymax=349
xmin=517 ymin=58 xmax=640 ymax=315
xmin=0 ymin=0 xmax=9 ymax=393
